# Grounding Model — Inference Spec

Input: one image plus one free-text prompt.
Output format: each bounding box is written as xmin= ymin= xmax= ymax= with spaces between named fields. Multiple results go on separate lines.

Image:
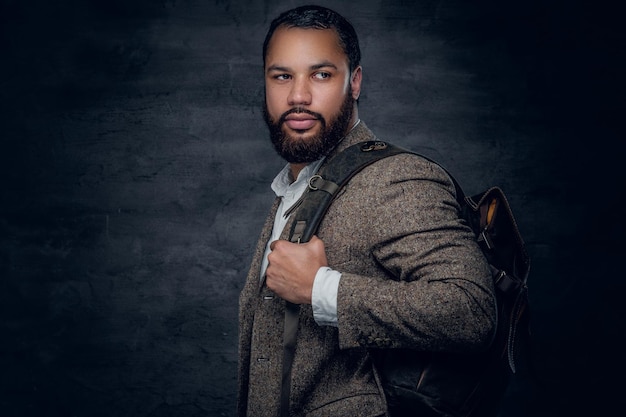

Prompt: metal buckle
xmin=360 ymin=141 xmax=388 ymax=152
xmin=308 ymin=174 xmax=323 ymax=190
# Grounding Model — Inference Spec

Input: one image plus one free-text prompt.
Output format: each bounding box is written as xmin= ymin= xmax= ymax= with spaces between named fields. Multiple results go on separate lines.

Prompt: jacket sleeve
xmin=327 ymin=153 xmax=497 ymax=353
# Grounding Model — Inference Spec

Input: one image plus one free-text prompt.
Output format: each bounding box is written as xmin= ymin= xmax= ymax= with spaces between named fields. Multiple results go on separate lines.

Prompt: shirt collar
xmin=271 ymin=158 xmax=325 ymax=198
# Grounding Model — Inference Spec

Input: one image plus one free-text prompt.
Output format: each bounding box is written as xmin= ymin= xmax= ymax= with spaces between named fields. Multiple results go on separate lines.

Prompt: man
xmin=238 ymin=5 xmax=496 ymax=417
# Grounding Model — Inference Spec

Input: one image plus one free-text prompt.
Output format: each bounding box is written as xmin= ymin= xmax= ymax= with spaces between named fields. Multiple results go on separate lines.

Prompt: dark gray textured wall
xmin=1 ymin=0 xmax=623 ymax=416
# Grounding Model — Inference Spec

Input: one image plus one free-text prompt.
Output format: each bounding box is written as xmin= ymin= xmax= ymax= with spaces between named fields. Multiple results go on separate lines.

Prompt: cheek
xmin=265 ymin=89 xmax=284 ymax=116
xmin=320 ymin=88 xmax=348 ymax=114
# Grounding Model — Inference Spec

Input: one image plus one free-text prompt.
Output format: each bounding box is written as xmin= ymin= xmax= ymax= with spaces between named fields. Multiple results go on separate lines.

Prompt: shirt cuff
xmin=311 ymin=266 xmax=341 ymax=327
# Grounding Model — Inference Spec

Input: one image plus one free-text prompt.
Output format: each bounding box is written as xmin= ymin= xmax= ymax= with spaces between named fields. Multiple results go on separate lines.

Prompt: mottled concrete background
xmin=1 ymin=0 xmax=623 ymax=416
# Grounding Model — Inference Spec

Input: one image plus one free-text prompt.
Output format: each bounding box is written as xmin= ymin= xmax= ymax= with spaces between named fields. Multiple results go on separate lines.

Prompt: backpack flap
xmin=464 ymin=187 xmax=530 ymax=288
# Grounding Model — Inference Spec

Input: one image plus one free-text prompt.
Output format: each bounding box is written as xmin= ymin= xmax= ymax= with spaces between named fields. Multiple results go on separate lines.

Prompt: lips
xmin=284 ymin=114 xmax=318 ymax=131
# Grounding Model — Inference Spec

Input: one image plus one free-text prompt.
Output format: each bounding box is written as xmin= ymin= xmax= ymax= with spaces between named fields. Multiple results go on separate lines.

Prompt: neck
xmin=289 ymin=163 xmax=307 ymax=181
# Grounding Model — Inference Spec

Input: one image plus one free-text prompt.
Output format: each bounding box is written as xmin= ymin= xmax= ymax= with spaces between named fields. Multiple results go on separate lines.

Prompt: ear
xmin=350 ymin=66 xmax=362 ymax=100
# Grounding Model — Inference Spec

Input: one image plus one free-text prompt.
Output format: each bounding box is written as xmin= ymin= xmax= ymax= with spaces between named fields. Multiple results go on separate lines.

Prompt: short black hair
xmin=262 ymin=5 xmax=361 ymax=72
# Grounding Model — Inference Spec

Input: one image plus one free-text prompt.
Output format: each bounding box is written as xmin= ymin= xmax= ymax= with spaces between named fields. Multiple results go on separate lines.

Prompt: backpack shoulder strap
xmin=288 ymin=140 xmax=461 ymax=244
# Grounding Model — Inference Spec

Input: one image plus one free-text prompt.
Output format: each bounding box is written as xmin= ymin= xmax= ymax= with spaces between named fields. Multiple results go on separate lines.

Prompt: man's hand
xmin=266 ymin=236 xmax=328 ymax=305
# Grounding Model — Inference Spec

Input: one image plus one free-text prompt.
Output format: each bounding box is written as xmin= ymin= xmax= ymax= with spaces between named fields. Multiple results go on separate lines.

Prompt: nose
xmin=287 ymin=76 xmax=312 ymax=106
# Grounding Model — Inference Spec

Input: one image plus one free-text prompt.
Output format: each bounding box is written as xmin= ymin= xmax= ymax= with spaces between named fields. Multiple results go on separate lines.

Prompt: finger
xmin=270 ymin=239 xmax=294 ymax=252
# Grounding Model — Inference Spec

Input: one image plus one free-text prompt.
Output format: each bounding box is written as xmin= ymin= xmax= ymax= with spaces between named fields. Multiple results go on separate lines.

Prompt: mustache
xmin=278 ymin=107 xmax=324 ymax=125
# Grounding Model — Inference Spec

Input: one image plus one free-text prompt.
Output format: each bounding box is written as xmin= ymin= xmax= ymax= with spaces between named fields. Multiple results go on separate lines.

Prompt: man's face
xmin=263 ymin=26 xmax=362 ymax=164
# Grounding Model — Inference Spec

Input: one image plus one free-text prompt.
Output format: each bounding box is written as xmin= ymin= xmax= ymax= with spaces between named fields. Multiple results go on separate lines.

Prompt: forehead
xmin=265 ymin=26 xmax=348 ymax=69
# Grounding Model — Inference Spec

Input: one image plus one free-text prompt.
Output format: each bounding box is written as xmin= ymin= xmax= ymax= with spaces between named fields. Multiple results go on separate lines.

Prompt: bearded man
xmin=237 ymin=5 xmax=496 ymax=417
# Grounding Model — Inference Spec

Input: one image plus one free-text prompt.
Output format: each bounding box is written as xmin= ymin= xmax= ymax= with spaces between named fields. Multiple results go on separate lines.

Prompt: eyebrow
xmin=266 ymin=61 xmax=339 ymax=73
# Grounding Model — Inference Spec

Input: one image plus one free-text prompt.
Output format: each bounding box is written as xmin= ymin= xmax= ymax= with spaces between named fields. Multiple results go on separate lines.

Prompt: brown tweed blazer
xmin=238 ymin=122 xmax=496 ymax=417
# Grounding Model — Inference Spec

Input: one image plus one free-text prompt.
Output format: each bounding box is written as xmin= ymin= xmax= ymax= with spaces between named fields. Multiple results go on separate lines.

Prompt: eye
xmin=273 ymin=73 xmax=291 ymax=81
xmin=313 ymin=72 xmax=331 ymax=80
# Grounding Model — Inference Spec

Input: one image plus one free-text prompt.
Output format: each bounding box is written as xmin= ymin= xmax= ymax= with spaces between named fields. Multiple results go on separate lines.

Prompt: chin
xmin=284 ymin=128 xmax=317 ymax=142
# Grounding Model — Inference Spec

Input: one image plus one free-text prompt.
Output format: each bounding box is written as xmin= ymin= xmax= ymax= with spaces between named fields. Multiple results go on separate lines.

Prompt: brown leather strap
xmin=280 ymin=301 xmax=299 ymax=417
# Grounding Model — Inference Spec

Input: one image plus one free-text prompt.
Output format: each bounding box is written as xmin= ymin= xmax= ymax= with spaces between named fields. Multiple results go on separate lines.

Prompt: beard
xmin=263 ymin=93 xmax=355 ymax=164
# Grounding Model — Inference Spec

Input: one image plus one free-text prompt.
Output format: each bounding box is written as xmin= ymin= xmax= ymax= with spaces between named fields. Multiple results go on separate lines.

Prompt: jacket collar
xmin=323 ymin=120 xmax=377 ymax=166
